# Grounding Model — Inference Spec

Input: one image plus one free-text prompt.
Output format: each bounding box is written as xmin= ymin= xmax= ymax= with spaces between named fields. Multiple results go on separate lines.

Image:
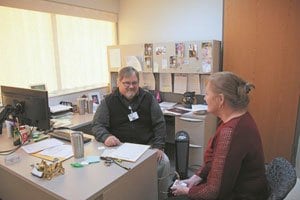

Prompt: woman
xmin=170 ymin=71 xmax=269 ymax=200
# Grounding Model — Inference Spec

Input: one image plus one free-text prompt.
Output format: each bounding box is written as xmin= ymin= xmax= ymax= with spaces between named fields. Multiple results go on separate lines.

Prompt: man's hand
xmin=154 ymin=148 xmax=164 ymax=161
xmin=104 ymin=136 xmax=121 ymax=147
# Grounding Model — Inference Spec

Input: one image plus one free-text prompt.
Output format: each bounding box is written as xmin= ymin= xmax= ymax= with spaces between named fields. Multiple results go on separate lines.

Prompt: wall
xmin=223 ymin=0 xmax=300 ymax=162
xmin=118 ymin=0 xmax=223 ymax=44
xmin=48 ymin=87 xmax=107 ymax=106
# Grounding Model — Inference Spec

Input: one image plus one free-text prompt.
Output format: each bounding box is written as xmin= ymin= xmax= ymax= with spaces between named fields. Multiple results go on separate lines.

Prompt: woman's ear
xmin=218 ymin=93 xmax=225 ymax=106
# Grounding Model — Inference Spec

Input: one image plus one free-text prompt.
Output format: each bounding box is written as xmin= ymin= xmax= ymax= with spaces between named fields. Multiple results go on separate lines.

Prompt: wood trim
xmin=223 ymin=0 xmax=300 ymax=162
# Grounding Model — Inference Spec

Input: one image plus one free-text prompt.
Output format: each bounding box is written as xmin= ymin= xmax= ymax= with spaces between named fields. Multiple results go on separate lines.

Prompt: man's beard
xmin=124 ymin=89 xmax=137 ymax=100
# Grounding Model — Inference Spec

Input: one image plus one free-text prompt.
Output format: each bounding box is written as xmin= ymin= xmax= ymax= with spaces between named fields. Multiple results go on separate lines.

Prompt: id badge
xmin=128 ymin=112 xmax=139 ymax=121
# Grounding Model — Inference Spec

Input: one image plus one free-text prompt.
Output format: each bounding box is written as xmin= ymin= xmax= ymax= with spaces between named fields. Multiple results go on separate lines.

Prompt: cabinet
xmin=107 ymin=40 xmax=221 ymax=92
xmin=107 ymin=40 xmax=220 ymax=74
xmin=175 ymin=113 xmax=217 ymax=167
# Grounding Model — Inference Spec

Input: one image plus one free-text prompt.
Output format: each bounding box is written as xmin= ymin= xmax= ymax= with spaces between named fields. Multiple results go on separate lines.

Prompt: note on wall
xmin=174 ymin=74 xmax=187 ymax=94
xmin=109 ymin=48 xmax=121 ymax=68
xmin=187 ymin=74 xmax=201 ymax=94
xmin=159 ymin=73 xmax=172 ymax=92
xmin=140 ymin=72 xmax=155 ymax=90
xmin=201 ymin=42 xmax=212 ymax=73
xmin=200 ymin=74 xmax=210 ymax=94
xmin=126 ymin=56 xmax=142 ymax=71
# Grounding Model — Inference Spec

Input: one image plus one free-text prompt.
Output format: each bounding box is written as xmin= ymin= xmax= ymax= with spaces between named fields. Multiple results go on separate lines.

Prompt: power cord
xmin=0 ymin=143 xmax=22 ymax=155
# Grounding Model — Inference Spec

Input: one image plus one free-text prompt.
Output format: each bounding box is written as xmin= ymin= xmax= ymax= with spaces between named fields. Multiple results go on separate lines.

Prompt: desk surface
xmin=69 ymin=113 xmax=94 ymax=129
xmin=66 ymin=104 xmax=204 ymax=130
xmin=0 ymin=134 xmax=157 ymax=200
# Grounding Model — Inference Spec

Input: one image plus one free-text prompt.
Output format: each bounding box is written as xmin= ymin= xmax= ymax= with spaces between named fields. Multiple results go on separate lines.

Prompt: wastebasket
xmin=175 ymin=131 xmax=190 ymax=179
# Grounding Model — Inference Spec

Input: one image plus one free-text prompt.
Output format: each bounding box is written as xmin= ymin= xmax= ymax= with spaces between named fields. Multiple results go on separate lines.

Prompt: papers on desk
xmin=32 ymin=144 xmax=73 ymax=162
xmin=165 ymin=107 xmax=191 ymax=115
xmin=101 ymin=143 xmax=150 ymax=162
xmin=22 ymin=138 xmax=64 ymax=154
xmin=50 ymin=104 xmax=72 ymax=114
xmin=21 ymin=138 xmax=73 ymax=162
xmin=51 ymin=118 xmax=73 ymax=128
xmin=159 ymin=102 xmax=177 ymax=110
xmin=192 ymin=104 xmax=208 ymax=111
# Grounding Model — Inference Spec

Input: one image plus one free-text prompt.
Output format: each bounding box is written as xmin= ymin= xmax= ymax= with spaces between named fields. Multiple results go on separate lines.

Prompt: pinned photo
xmin=189 ymin=44 xmax=198 ymax=58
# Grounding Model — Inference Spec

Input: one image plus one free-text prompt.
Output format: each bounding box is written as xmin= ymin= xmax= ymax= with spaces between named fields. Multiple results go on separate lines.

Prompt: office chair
xmin=266 ymin=157 xmax=297 ymax=200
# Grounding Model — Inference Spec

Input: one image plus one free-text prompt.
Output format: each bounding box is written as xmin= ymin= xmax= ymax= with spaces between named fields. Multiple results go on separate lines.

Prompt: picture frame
xmin=88 ymin=92 xmax=101 ymax=105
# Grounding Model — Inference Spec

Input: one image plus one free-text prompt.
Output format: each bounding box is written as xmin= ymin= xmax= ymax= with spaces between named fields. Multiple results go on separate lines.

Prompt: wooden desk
xmin=0 ymin=134 xmax=158 ymax=200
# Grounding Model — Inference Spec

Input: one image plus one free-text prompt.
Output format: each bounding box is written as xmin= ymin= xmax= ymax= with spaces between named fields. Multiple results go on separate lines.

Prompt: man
xmin=92 ymin=66 xmax=170 ymax=200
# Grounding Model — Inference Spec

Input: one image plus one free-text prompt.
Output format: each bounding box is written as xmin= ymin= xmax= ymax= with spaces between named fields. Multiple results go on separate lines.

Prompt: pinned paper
xmin=126 ymin=56 xmax=142 ymax=71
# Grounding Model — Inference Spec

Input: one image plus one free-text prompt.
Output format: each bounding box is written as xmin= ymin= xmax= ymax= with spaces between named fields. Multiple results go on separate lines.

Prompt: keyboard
xmin=48 ymin=130 xmax=91 ymax=144
xmin=50 ymin=104 xmax=72 ymax=114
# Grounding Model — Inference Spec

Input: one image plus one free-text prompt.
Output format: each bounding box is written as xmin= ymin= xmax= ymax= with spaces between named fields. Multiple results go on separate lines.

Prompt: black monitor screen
xmin=1 ymin=85 xmax=50 ymax=131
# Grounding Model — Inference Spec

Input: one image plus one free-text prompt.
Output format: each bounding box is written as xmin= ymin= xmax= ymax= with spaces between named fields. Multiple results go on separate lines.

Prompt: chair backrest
xmin=266 ymin=157 xmax=297 ymax=200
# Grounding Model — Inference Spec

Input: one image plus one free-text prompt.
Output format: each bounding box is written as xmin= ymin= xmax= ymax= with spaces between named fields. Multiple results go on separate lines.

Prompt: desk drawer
xmin=189 ymin=145 xmax=203 ymax=167
xmin=175 ymin=117 xmax=204 ymax=146
xmin=175 ymin=117 xmax=205 ymax=167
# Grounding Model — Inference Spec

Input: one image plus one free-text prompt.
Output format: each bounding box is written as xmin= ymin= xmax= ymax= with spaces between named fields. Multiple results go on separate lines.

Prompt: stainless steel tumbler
xmin=70 ymin=131 xmax=84 ymax=159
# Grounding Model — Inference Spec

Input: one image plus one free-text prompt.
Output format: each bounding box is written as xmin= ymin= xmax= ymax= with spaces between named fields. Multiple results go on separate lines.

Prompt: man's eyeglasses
xmin=122 ymin=81 xmax=139 ymax=87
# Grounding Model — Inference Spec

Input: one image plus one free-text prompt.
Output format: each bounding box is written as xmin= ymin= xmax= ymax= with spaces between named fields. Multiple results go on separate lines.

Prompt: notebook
xmin=101 ymin=143 xmax=150 ymax=162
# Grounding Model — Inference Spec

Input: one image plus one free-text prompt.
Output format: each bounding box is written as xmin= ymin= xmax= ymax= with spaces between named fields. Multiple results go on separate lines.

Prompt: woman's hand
xmin=170 ymin=175 xmax=202 ymax=196
xmin=171 ymin=180 xmax=189 ymax=196
xmin=183 ymin=175 xmax=202 ymax=188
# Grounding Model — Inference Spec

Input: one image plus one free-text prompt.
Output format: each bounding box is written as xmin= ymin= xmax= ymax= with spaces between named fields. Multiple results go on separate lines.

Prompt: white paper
xmin=159 ymin=73 xmax=172 ymax=92
xmin=174 ymin=74 xmax=187 ymax=94
xmin=159 ymin=102 xmax=177 ymax=110
xmin=200 ymin=74 xmax=209 ymax=94
xmin=22 ymin=138 xmax=64 ymax=154
xmin=187 ymin=74 xmax=201 ymax=94
xmin=101 ymin=143 xmax=150 ymax=162
xmin=125 ymin=56 xmax=142 ymax=71
xmin=139 ymin=72 xmax=155 ymax=90
xmin=109 ymin=48 xmax=121 ymax=68
xmin=192 ymin=104 xmax=208 ymax=111
xmin=161 ymin=58 xmax=168 ymax=69
xmin=38 ymin=144 xmax=73 ymax=158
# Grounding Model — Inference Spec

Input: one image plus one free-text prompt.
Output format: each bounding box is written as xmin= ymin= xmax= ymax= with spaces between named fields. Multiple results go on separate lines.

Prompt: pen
xmin=112 ymin=159 xmax=131 ymax=171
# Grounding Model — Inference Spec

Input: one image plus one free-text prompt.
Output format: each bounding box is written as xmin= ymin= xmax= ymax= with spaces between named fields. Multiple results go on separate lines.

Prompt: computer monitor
xmin=30 ymin=84 xmax=46 ymax=91
xmin=1 ymin=85 xmax=51 ymax=131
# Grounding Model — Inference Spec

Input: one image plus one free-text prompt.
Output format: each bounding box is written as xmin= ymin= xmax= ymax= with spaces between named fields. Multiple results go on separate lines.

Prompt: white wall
xmin=49 ymin=87 xmax=107 ymax=106
xmin=118 ymin=0 xmax=223 ymax=44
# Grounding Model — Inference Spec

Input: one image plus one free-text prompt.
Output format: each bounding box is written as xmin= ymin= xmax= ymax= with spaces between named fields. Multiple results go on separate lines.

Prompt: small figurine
xmin=33 ymin=159 xmax=65 ymax=180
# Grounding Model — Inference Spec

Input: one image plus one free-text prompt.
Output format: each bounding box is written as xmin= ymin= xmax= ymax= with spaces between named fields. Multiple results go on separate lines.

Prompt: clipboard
xmin=31 ymin=153 xmax=71 ymax=162
xmin=31 ymin=144 xmax=73 ymax=162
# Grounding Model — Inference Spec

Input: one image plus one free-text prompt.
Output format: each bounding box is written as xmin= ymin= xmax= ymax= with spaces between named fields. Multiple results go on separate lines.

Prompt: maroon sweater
xmin=188 ymin=112 xmax=269 ymax=200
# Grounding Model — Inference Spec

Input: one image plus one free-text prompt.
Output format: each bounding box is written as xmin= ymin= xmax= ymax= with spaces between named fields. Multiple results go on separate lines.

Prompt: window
xmin=0 ymin=6 xmax=116 ymax=94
